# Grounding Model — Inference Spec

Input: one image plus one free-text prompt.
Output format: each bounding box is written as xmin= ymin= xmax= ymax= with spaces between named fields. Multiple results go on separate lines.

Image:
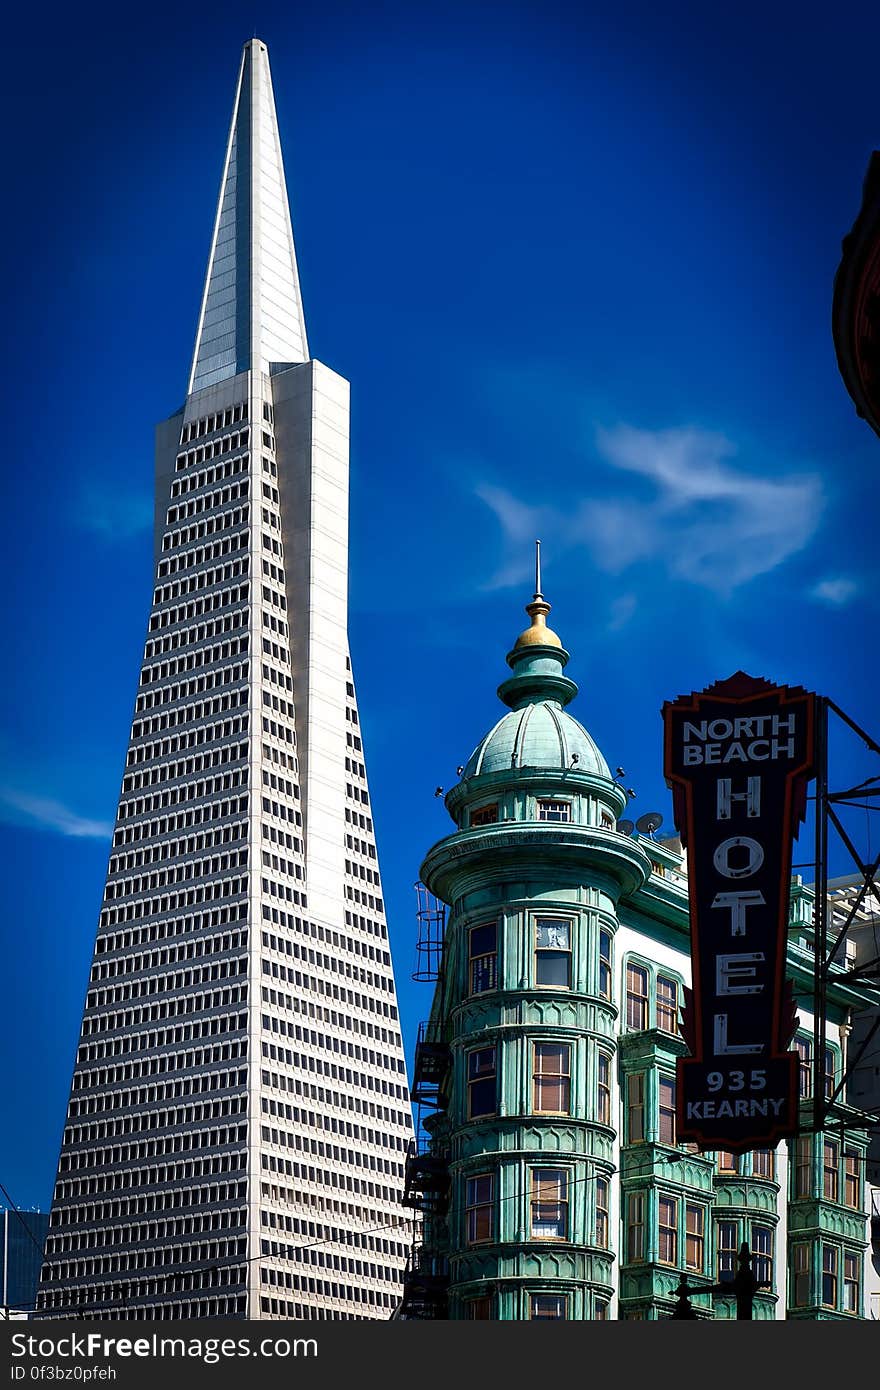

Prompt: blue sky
xmin=2 ymin=0 xmax=879 ymax=1211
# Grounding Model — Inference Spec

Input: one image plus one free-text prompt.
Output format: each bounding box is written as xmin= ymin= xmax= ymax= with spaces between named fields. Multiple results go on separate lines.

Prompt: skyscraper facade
xmin=2 ymin=1211 xmax=49 ymax=1320
xmin=36 ymin=39 xmax=413 ymax=1322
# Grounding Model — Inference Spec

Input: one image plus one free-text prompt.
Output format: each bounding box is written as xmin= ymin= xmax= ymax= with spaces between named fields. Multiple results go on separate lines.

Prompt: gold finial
xmin=513 ymin=539 xmax=562 ymax=649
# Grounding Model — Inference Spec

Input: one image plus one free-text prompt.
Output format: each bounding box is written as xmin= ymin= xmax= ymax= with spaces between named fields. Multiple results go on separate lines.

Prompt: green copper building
xmin=399 ymin=579 xmax=879 ymax=1320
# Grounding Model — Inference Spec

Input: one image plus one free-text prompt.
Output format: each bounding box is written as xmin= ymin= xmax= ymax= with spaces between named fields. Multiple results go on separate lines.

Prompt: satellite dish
xmin=636 ymin=811 xmax=663 ymax=837
xmin=617 ymin=819 xmax=635 ymax=836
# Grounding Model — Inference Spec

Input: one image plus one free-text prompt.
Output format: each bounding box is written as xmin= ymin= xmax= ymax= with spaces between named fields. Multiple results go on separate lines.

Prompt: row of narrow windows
xmin=116 ymin=769 xmax=249 ymax=822
xmin=169 ymin=451 xmax=248 ymax=499
xmin=87 ymin=956 xmax=247 ymax=1007
xmin=262 ymin=1243 xmax=401 ymax=1283
xmin=260 ymin=1099 xmax=408 ymax=1152
xmin=51 ymin=1180 xmax=247 ymax=1228
xmin=127 ymin=718 xmax=249 ymax=767
xmin=157 ymin=529 xmax=249 ymax=577
xmin=58 ymin=1125 xmax=248 ymax=1173
xmin=261 ymin=1071 xmax=410 ymax=1131
xmin=78 ymin=1011 xmax=247 ymax=1063
xmin=54 ymin=1149 xmax=247 ymax=1201
xmin=96 ymin=902 xmax=249 ymax=954
xmin=148 ymin=579 xmax=249 ymax=630
xmin=261 ymin=1042 xmax=408 ymax=1103
xmin=105 ymin=849 xmax=249 ymax=899
xmin=109 ymin=823 xmax=247 ymax=871
xmin=261 ymin=1156 xmax=402 ymax=1210
xmin=153 ymin=557 xmax=249 ymax=606
xmin=261 ymin=1013 xmax=404 ymax=1074
xmin=38 ymin=1292 xmax=246 ymax=1317
xmin=135 ymin=663 xmax=248 ymax=713
xmin=122 ymin=744 xmax=247 ymax=792
xmin=144 ymin=609 xmax=248 ymax=659
xmin=261 ymin=933 xmax=393 ymax=991
xmin=69 ymin=1068 xmax=247 ymax=1113
xmin=132 ymin=691 xmax=249 ymax=741
xmin=64 ymin=1096 xmax=247 ymax=1145
xmin=47 ymin=1208 xmax=246 ymax=1253
xmin=162 ymin=506 xmax=250 ymax=554
xmin=167 ymin=478 xmax=249 ymax=525
xmin=179 ymin=407 xmax=247 ymax=446
xmin=91 ymin=936 xmax=247 ymax=978
xmin=42 ymin=1252 xmax=247 ymax=1289
xmin=140 ymin=636 xmax=250 ymax=686
xmin=73 ymin=1039 xmax=248 ymax=1091
xmin=83 ymin=986 xmax=248 ymax=1036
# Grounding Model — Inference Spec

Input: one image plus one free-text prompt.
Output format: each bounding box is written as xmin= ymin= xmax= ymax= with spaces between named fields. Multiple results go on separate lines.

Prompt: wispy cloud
xmin=607 ymin=593 xmax=638 ymax=631
xmin=809 ymin=576 xmax=860 ymax=607
xmin=473 ymin=484 xmax=560 ymax=588
xmin=0 ymin=789 xmax=112 ymax=839
xmin=74 ymin=484 xmax=153 ymax=540
xmin=477 ymin=423 xmax=823 ymax=595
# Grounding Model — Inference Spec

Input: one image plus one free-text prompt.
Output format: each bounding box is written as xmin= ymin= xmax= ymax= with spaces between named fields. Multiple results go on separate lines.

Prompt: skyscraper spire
xmin=189 ymin=39 xmax=309 ymax=393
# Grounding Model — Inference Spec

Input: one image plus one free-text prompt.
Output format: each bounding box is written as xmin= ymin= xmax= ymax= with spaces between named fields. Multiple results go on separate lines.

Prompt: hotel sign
xmin=662 ymin=672 xmax=816 ymax=1150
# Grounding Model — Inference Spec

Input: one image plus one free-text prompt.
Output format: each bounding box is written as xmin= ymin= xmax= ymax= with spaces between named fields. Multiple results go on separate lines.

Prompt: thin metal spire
xmin=535 ymin=539 xmax=542 ymax=598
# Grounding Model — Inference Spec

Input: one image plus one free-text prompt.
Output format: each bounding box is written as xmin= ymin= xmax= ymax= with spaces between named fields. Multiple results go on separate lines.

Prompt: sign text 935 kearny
xmin=662 ymin=671 xmax=816 ymax=1151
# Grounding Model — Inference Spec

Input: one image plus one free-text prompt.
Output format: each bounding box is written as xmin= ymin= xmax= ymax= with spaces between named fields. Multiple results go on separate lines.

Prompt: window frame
xmin=470 ymin=803 xmax=499 ymax=827
xmin=685 ymin=1204 xmax=705 ymax=1272
xmin=533 ymin=917 xmax=572 ymax=989
xmin=595 ymin=1176 xmax=609 ymax=1249
xmin=658 ymin=1074 xmax=677 ymax=1146
xmin=596 ymin=1051 xmax=612 ymax=1126
xmin=536 ymin=799 xmax=571 ymax=824
xmin=626 ymin=1191 xmax=646 ymax=1263
xmin=823 ymin=1138 xmax=839 ymax=1203
xmin=466 ymin=1046 xmax=497 ymax=1120
xmin=843 ymin=1251 xmax=860 ymax=1314
xmin=627 ymin=1072 xmax=645 ymax=1144
xmin=467 ymin=922 xmax=498 ymax=996
xmin=465 ymin=1171 xmax=495 ymax=1245
xmin=533 ymin=1040 xmax=571 ymax=1115
xmin=751 ymin=1223 xmax=773 ymax=1288
xmin=529 ymin=1167 xmax=569 ymax=1242
xmin=658 ymin=1194 xmax=678 ymax=1266
xmin=751 ymin=1148 xmax=774 ymax=1180
xmin=598 ymin=928 xmax=612 ymax=1000
xmin=823 ymin=1046 xmax=836 ymax=1101
xmin=625 ymin=962 xmax=649 ymax=1030
xmin=717 ymin=1218 xmax=738 ymax=1279
xmin=529 ymin=1291 xmax=568 ymax=1319
xmin=844 ymin=1148 xmax=860 ymax=1209
xmin=821 ymin=1244 xmax=838 ymax=1308
xmin=656 ymin=974 xmax=679 ymax=1034
xmin=795 ymin=1036 xmax=812 ymax=1098
xmin=794 ymin=1134 xmax=812 ymax=1199
xmin=792 ymin=1241 xmax=811 ymax=1307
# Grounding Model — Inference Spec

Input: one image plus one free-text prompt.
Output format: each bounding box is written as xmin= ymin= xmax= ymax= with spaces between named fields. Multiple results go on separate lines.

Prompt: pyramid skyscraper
xmin=36 ymin=39 xmax=414 ymax=1321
